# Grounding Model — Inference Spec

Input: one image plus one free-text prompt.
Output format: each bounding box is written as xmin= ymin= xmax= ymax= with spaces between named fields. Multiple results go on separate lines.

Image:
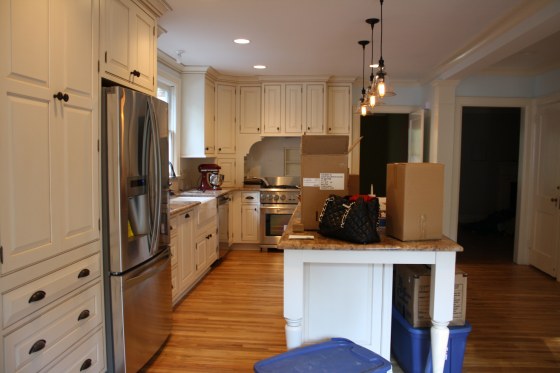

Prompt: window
xmin=157 ymin=81 xmax=177 ymax=176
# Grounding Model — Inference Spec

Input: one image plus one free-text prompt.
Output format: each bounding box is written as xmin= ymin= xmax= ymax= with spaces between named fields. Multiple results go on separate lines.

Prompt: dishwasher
xmin=217 ymin=194 xmax=232 ymax=259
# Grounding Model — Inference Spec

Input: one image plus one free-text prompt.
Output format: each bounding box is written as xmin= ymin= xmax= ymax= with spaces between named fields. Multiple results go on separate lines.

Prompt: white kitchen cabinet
xmin=327 ymin=84 xmax=352 ymax=134
xmin=181 ymin=71 xmax=216 ymax=157
xmin=262 ymin=84 xmax=283 ymax=134
xmin=239 ymin=85 xmax=262 ymax=133
xmin=305 ymin=83 xmax=326 ymax=133
xmin=0 ymin=0 xmax=100 ymax=275
xmin=101 ymin=0 xmax=157 ymax=94
xmin=240 ymin=191 xmax=260 ymax=243
xmin=215 ymin=84 xmax=237 ymax=154
xmin=285 ymin=84 xmax=304 ymax=133
xmin=262 ymin=82 xmax=326 ymax=135
xmin=216 ymin=157 xmax=237 ymax=188
xmin=177 ymin=210 xmax=195 ymax=298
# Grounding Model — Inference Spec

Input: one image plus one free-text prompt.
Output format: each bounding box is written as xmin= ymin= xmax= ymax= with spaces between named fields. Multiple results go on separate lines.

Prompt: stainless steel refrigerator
xmin=101 ymin=85 xmax=172 ymax=373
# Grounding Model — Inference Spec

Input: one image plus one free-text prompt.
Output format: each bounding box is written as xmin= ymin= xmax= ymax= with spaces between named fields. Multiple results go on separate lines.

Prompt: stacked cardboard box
xmin=393 ymin=264 xmax=467 ymax=328
xmin=300 ymin=135 xmax=349 ymax=230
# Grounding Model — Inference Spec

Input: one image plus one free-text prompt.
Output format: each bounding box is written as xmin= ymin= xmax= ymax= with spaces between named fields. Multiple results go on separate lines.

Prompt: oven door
xmin=260 ymin=204 xmax=296 ymax=247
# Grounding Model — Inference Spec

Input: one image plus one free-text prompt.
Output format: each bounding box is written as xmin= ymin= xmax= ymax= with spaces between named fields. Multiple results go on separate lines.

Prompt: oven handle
xmin=260 ymin=205 xmax=297 ymax=214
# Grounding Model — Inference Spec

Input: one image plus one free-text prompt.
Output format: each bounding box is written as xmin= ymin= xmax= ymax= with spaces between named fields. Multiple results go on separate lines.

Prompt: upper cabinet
xmin=327 ymin=84 xmax=352 ymax=134
xmin=239 ymin=85 xmax=262 ymax=134
xmin=215 ymin=84 xmax=236 ymax=154
xmin=101 ymin=0 xmax=157 ymax=94
xmin=181 ymin=70 xmax=216 ymax=157
xmin=262 ymin=82 xmax=326 ymax=135
xmin=0 ymin=0 xmax=100 ymax=274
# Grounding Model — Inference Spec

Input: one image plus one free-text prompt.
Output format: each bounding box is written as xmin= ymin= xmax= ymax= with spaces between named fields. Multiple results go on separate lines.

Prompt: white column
xmin=430 ymin=251 xmax=457 ymax=373
xmin=283 ymin=250 xmax=305 ymax=349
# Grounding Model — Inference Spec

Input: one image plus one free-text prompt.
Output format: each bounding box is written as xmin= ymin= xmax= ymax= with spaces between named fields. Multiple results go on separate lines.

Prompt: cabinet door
xmin=194 ymin=236 xmax=207 ymax=272
xmin=216 ymin=157 xmax=236 ymax=187
xmin=285 ymin=84 xmax=304 ymax=134
xmin=241 ymin=204 xmax=260 ymax=242
xmin=204 ymin=78 xmax=216 ymax=155
xmin=215 ymin=84 xmax=236 ymax=154
xmin=103 ymin=0 xmax=132 ymax=82
xmin=239 ymin=86 xmax=262 ymax=133
xmin=327 ymin=85 xmax=352 ymax=134
xmin=130 ymin=4 xmax=156 ymax=91
xmin=102 ymin=0 xmax=155 ymax=93
xmin=177 ymin=211 xmax=195 ymax=292
xmin=0 ymin=0 xmax=100 ymax=274
xmin=205 ymin=229 xmax=218 ymax=265
xmin=262 ymin=84 xmax=282 ymax=134
xmin=305 ymin=83 xmax=326 ymax=133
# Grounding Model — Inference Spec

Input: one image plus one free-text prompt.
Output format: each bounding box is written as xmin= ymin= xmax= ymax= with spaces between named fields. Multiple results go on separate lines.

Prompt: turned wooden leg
xmin=431 ymin=320 xmax=450 ymax=373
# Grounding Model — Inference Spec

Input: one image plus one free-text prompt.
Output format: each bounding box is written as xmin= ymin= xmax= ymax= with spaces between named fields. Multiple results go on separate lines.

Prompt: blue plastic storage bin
xmin=391 ymin=307 xmax=471 ymax=373
xmin=254 ymin=338 xmax=392 ymax=373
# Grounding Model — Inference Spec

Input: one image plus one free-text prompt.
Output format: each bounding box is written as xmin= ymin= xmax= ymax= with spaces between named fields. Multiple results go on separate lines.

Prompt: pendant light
xmin=366 ymin=18 xmax=379 ymax=108
xmin=376 ymin=0 xmax=386 ymax=98
xmin=358 ymin=40 xmax=370 ymax=116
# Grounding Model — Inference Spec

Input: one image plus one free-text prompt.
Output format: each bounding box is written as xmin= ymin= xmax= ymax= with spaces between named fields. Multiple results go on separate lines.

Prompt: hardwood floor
xmin=145 ymin=239 xmax=560 ymax=372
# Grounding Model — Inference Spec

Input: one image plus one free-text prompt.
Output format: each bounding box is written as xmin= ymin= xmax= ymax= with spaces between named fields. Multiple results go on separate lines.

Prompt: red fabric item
xmin=348 ymin=194 xmax=376 ymax=202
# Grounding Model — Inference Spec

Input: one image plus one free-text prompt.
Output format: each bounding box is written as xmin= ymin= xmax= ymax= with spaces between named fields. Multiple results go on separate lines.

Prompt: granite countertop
xmin=277 ymin=204 xmax=463 ymax=252
xmin=169 ymin=188 xmax=238 ymax=216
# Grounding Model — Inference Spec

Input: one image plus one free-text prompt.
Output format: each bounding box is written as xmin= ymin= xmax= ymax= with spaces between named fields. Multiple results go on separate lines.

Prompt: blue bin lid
xmin=254 ymin=338 xmax=392 ymax=373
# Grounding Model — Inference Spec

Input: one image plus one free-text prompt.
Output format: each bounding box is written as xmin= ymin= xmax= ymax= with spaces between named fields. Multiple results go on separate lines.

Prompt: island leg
xmin=284 ymin=250 xmax=305 ymax=349
xmin=430 ymin=252 xmax=456 ymax=373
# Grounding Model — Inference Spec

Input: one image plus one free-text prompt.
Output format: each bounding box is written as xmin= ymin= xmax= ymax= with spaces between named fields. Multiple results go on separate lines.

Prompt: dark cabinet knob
xmin=28 ymin=290 xmax=46 ymax=303
xmin=29 ymin=339 xmax=47 ymax=354
xmin=131 ymin=70 xmax=141 ymax=77
xmin=78 ymin=268 xmax=90 ymax=278
xmin=77 ymin=309 xmax=90 ymax=321
xmin=80 ymin=359 xmax=92 ymax=371
xmin=184 ymin=213 xmax=190 ymax=219
xmin=53 ymin=92 xmax=69 ymax=102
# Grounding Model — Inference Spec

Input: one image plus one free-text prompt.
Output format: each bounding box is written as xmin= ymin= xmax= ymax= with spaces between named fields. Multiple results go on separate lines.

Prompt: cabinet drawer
xmin=4 ymin=282 xmax=103 ymax=373
xmin=42 ymin=327 xmax=105 ymax=373
xmin=2 ymin=253 xmax=100 ymax=328
xmin=241 ymin=191 xmax=260 ymax=204
xmin=169 ymin=215 xmax=178 ymax=238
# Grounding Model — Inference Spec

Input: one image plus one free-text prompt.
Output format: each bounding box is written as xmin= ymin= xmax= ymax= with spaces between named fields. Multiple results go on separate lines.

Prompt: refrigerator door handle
xmin=147 ymin=99 xmax=162 ymax=256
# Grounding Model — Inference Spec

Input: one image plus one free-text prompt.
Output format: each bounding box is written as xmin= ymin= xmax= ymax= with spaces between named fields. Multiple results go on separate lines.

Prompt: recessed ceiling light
xmin=234 ymin=38 xmax=250 ymax=44
xmin=253 ymin=65 xmax=266 ymax=69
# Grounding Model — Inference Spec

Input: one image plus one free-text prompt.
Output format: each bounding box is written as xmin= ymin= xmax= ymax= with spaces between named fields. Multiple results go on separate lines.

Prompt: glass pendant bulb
xmin=377 ymin=80 xmax=386 ymax=97
xmin=369 ymin=93 xmax=376 ymax=107
xmin=361 ymin=103 xmax=368 ymax=116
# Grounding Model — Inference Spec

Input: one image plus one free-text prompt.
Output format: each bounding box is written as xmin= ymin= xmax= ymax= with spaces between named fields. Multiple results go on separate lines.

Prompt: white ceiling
xmin=157 ymin=0 xmax=560 ymax=83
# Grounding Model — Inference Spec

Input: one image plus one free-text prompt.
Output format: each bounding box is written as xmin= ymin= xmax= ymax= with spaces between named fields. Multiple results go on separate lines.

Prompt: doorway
xmin=457 ymin=107 xmax=521 ymax=263
xmin=359 ymin=113 xmax=409 ymax=196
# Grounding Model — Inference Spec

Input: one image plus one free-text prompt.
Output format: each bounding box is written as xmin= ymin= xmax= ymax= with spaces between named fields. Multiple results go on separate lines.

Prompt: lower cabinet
xmin=171 ymin=204 xmax=218 ymax=305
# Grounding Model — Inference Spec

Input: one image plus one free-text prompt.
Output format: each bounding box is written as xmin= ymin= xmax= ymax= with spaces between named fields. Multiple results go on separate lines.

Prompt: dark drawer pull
xmin=77 ymin=309 xmax=90 ymax=321
xmin=80 ymin=358 xmax=92 ymax=371
xmin=28 ymin=290 xmax=46 ymax=303
xmin=29 ymin=339 xmax=46 ymax=354
xmin=246 ymin=196 xmax=254 ymax=200
xmin=78 ymin=268 xmax=90 ymax=278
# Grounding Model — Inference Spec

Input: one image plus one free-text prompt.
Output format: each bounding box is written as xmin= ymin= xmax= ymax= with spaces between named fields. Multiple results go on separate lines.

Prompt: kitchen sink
xmin=171 ymin=196 xmax=215 ymax=204
xmin=171 ymin=196 xmax=217 ymax=228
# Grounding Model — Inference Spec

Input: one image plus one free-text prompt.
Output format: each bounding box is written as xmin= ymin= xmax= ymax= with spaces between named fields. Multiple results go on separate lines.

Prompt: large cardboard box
xmin=386 ymin=163 xmax=444 ymax=241
xmin=301 ymin=135 xmax=349 ymax=230
xmin=393 ymin=264 xmax=467 ymax=328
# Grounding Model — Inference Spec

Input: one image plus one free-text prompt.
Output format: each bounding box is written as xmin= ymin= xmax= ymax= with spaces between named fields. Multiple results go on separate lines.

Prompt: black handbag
xmin=318 ymin=194 xmax=380 ymax=244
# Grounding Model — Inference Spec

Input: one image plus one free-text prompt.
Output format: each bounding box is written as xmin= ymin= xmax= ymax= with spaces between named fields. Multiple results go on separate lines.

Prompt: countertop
xmin=169 ymin=188 xmax=238 ymax=216
xmin=277 ymin=204 xmax=463 ymax=252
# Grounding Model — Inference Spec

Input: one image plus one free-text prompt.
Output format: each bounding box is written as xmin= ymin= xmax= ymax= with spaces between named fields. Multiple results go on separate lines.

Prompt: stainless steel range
xmin=259 ymin=177 xmax=300 ymax=249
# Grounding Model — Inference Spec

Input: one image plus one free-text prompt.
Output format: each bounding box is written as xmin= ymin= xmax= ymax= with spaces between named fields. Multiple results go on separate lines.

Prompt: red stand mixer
xmin=198 ymin=163 xmax=224 ymax=191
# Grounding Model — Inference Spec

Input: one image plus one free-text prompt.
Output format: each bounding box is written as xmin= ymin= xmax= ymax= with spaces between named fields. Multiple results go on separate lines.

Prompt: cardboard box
xmin=393 ymin=264 xmax=467 ymax=328
xmin=301 ymin=135 xmax=349 ymax=230
xmin=386 ymin=163 xmax=444 ymax=241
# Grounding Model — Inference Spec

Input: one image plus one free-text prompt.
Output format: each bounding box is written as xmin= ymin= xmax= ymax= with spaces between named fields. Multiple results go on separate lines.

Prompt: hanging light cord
xmin=379 ymin=0 xmax=384 ymax=68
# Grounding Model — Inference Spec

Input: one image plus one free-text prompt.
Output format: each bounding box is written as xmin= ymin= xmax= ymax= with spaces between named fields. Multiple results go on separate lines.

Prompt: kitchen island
xmin=277 ymin=205 xmax=462 ymax=373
